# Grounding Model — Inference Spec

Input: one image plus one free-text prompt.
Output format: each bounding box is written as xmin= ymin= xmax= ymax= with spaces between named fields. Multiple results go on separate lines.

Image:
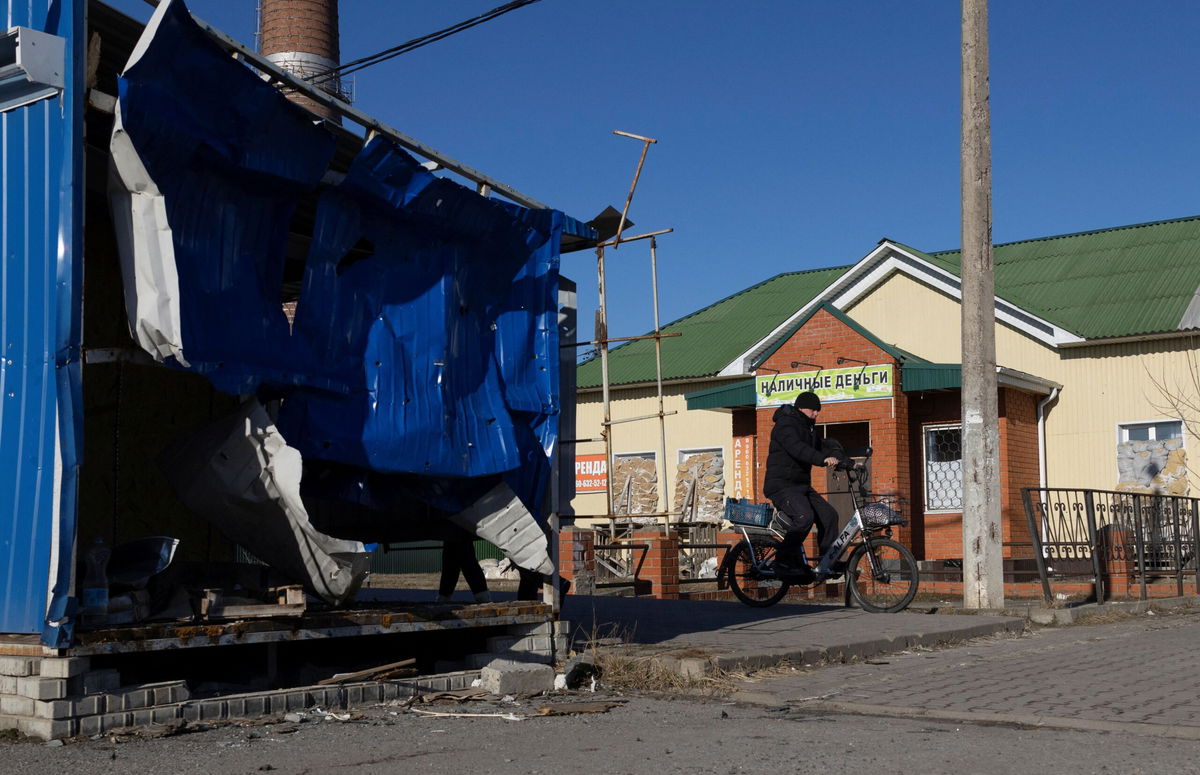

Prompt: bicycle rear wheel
xmin=726 ymin=537 xmax=791 ymax=607
xmin=847 ymin=536 xmax=919 ymax=613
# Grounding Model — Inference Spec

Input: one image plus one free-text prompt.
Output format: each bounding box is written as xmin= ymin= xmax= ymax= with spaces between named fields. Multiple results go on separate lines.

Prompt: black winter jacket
xmin=763 ymin=405 xmax=832 ymax=497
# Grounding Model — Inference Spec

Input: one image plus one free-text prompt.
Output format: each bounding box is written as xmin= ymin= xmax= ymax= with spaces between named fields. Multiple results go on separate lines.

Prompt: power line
xmin=319 ymin=0 xmax=542 ymax=80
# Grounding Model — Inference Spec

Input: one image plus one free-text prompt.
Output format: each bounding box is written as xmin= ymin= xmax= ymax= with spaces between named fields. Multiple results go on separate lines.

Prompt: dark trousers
xmin=769 ymin=486 xmax=839 ymax=563
xmin=439 ymin=538 xmax=488 ymax=596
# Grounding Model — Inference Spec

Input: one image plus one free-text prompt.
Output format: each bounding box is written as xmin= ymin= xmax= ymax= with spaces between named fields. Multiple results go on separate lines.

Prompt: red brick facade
xmin=754 ymin=307 xmax=912 ymax=555
xmin=562 ymin=306 xmax=1050 ymax=601
xmin=751 ymin=307 xmax=1042 ymax=563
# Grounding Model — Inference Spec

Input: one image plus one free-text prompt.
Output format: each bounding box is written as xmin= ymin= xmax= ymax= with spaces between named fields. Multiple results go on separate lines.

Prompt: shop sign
xmin=575 ymin=453 xmax=608 ymax=493
xmin=755 ymin=364 xmax=893 ymax=408
xmin=732 ymin=436 xmax=755 ymax=499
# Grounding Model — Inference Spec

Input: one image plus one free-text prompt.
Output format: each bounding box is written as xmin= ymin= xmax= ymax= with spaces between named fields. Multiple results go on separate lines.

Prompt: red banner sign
xmin=575 ymin=454 xmax=608 ymax=493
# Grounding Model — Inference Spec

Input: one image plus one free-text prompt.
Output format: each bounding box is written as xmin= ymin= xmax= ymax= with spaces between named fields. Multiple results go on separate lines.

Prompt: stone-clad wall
xmin=1117 ymin=438 xmax=1188 ymax=495
xmin=612 ymin=454 xmax=659 ymax=517
xmin=672 ymin=450 xmax=725 ymax=523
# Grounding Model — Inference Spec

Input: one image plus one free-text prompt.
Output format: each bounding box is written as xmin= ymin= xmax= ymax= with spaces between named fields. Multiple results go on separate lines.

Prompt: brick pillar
xmin=1100 ymin=526 xmax=1135 ymax=600
xmin=557 ymin=527 xmax=595 ymax=594
xmin=634 ymin=530 xmax=680 ymax=599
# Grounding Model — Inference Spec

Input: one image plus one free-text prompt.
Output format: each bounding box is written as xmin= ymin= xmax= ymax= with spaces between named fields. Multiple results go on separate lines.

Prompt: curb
xmin=613 ymin=616 xmax=1026 ymax=678
xmin=706 ymin=617 xmax=1025 ymax=673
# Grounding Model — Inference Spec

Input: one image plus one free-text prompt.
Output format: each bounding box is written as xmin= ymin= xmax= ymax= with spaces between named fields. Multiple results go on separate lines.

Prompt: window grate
xmin=924 ymin=425 xmax=963 ymax=511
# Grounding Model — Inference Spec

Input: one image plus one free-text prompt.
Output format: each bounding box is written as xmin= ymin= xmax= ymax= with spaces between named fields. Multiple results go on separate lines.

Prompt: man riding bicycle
xmin=763 ymin=390 xmax=846 ymax=582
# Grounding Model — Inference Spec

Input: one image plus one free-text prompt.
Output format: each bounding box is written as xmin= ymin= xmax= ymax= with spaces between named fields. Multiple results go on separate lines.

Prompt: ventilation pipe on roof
xmin=1037 ymin=387 xmax=1060 ymax=488
xmin=258 ymin=0 xmax=345 ymax=122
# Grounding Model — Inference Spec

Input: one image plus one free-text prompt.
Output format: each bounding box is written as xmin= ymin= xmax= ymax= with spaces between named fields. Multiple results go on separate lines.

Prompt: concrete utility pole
xmin=960 ymin=0 xmax=1004 ymax=609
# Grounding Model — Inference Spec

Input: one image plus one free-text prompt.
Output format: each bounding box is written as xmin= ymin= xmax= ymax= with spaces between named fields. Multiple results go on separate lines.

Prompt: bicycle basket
xmin=860 ymin=495 xmax=907 ymax=528
xmin=723 ymin=498 xmax=773 ymax=527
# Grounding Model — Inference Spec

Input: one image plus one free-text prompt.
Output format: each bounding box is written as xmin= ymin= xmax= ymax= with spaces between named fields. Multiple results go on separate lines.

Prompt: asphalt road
xmin=5 ymin=608 xmax=1200 ymax=774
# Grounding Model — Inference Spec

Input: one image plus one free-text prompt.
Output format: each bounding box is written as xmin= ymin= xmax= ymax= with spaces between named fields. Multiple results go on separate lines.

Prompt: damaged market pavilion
xmin=0 ymin=0 xmax=595 ymax=738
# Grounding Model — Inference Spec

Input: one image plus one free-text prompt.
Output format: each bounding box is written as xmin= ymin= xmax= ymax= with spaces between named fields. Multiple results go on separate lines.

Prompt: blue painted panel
xmin=0 ymin=0 xmax=84 ymax=642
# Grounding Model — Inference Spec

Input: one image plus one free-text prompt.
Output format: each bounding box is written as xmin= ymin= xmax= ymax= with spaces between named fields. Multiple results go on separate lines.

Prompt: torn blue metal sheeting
xmin=109 ymin=0 xmax=590 ymax=564
xmin=111 ymin=0 xmax=339 ymax=392
xmin=277 ymin=137 xmax=567 ymax=482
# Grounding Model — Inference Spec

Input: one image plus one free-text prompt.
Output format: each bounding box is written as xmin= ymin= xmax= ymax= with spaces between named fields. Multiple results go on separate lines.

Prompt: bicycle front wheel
xmin=847 ymin=536 xmax=919 ymax=613
xmin=727 ymin=537 xmax=791 ymax=608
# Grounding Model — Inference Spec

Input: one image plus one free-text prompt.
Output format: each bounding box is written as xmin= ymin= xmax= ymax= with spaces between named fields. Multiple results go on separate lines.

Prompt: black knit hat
xmin=794 ymin=391 xmax=821 ymax=411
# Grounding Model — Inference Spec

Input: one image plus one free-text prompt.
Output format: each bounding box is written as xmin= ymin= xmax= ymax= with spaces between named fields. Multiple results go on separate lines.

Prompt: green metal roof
xmin=577 ymin=265 xmax=850 ymax=389
xmin=580 ymin=214 xmax=1200 ymax=392
xmin=922 ymin=215 xmax=1200 ymax=340
xmin=684 ymin=379 xmax=756 ymax=411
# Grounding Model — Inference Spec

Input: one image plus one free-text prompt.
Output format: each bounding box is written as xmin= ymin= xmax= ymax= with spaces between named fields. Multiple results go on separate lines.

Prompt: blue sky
xmin=106 ymin=0 xmax=1200 ymax=346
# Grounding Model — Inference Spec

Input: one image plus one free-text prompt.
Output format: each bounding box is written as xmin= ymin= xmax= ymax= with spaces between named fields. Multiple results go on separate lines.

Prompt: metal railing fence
xmin=1022 ymin=487 xmax=1200 ymax=603
xmin=593 ymin=542 xmax=649 ymax=591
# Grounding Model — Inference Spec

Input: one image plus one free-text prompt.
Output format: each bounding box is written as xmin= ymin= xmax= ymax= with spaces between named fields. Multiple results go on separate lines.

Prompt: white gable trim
xmin=718 ymin=242 xmax=1085 ymax=377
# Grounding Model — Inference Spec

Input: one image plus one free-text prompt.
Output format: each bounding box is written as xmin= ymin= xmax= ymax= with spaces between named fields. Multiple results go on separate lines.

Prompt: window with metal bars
xmin=924 ymin=424 xmax=963 ymax=512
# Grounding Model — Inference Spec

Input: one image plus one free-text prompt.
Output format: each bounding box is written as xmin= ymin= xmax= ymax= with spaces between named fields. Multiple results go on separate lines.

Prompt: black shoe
xmin=774 ymin=560 xmax=815 ymax=583
xmin=823 ymin=560 xmax=847 ymax=581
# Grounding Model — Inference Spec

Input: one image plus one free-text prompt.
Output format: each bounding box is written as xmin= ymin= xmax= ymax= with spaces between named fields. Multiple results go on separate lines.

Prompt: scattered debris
xmin=416 ymin=688 xmax=490 ymax=704
xmin=318 ymin=658 xmax=417 ymax=685
xmin=0 ymin=729 xmax=30 ymax=744
xmin=534 ymin=701 xmax=624 ymax=716
xmin=281 ymin=707 xmax=354 ymax=723
xmin=105 ymin=718 xmax=190 ymax=740
xmin=198 ymin=585 xmax=306 ymax=620
xmin=408 ymin=708 xmax=524 ymax=721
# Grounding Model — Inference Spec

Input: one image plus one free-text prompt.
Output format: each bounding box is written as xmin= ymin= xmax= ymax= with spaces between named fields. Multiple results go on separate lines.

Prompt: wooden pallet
xmin=197 ymin=585 xmax=306 ymax=619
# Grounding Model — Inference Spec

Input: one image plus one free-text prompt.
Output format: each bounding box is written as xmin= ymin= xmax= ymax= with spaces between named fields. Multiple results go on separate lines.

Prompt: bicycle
xmin=718 ymin=448 xmax=920 ymax=613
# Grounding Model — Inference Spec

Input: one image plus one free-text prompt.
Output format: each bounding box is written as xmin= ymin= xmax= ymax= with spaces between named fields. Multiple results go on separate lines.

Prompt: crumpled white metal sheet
xmin=160 ymin=399 xmax=370 ymax=605
xmin=449 ymin=483 xmax=554 ymax=576
xmin=107 ymin=0 xmax=187 ymax=366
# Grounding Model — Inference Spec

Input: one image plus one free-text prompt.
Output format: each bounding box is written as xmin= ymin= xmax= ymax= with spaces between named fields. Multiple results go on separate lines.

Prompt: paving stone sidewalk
xmin=733 ymin=608 xmax=1200 ymax=738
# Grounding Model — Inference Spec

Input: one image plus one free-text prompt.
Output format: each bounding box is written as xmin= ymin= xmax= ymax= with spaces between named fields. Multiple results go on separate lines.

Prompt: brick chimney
xmin=259 ymin=0 xmax=344 ymax=122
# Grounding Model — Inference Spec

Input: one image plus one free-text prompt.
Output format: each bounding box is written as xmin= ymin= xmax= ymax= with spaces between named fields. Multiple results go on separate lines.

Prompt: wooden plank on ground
xmin=318 ymin=657 xmax=417 ymax=685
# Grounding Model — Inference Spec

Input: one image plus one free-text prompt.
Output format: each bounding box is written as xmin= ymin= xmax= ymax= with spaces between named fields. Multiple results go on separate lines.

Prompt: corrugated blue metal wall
xmin=0 ymin=0 xmax=85 ymax=644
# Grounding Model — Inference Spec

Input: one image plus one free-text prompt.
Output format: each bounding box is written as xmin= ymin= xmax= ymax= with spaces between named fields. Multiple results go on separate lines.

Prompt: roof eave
xmin=719 ymin=243 xmax=897 ymax=375
xmin=1058 ymin=328 xmax=1200 ymax=348
xmin=829 ymin=242 xmax=1086 ymax=349
xmin=996 ymin=366 xmax=1062 ymax=395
